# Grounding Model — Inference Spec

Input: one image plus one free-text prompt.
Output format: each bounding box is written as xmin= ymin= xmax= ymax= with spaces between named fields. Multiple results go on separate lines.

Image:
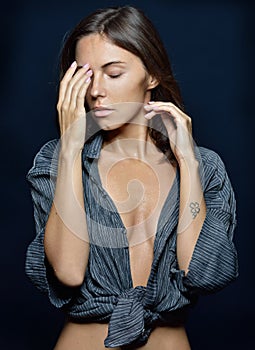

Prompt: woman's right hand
xmin=57 ymin=61 xmax=93 ymax=153
xmin=45 ymin=62 xmax=92 ymax=285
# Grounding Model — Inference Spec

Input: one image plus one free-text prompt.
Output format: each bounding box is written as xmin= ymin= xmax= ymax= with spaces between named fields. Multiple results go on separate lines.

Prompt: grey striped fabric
xmin=25 ymin=132 xmax=238 ymax=348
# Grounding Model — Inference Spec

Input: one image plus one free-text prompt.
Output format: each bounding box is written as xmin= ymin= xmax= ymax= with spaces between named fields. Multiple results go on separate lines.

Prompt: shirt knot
xmin=104 ymin=286 xmax=147 ymax=348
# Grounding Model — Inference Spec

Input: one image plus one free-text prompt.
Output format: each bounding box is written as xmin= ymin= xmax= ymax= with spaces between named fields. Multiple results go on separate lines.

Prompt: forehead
xmin=75 ymin=34 xmax=140 ymax=67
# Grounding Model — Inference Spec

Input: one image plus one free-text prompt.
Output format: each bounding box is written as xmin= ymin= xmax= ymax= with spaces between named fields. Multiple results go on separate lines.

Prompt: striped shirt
xmin=25 ymin=132 xmax=238 ymax=348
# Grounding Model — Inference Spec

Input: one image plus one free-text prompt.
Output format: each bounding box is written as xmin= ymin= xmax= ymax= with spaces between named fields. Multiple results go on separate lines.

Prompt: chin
xmin=96 ymin=121 xmax=127 ymax=131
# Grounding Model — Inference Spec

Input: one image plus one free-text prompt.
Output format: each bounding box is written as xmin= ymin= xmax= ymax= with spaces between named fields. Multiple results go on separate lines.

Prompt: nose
xmin=89 ymin=73 xmax=106 ymax=99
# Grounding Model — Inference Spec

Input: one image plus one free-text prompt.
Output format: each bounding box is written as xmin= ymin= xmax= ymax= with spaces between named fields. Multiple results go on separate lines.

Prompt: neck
xmin=102 ymin=121 xmax=162 ymax=159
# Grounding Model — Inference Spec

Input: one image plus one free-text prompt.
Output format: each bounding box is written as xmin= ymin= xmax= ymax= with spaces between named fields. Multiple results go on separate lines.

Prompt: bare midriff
xmin=54 ymin=321 xmax=191 ymax=350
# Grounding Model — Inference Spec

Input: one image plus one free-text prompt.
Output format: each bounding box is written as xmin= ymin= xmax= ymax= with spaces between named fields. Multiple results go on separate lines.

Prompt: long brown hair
xmin=59 ymin=6 xmax=184 ymax=162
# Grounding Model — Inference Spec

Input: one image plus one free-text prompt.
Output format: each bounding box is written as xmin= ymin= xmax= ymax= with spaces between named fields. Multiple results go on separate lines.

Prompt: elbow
xmin=184 ymin=260 xmax=239 ymax=295
xmin=44 ymin=243 xmax=88 ymax=288
xmin=53 ymin=266 xmax=85 ymax=287
xmin=45 ymin=253 xmax=86 ymax=287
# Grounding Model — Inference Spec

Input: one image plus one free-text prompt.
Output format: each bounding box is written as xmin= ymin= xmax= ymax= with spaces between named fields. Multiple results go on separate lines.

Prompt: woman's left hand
xmin=144 ymin=101 xmax=195 ymax=163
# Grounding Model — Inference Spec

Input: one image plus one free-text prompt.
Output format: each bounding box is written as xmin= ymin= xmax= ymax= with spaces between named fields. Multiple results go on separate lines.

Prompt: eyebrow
xmin=77 ymin=61 xmax=126 ymax=70
xmin=101 ymin=61 xmax=126 ymax=68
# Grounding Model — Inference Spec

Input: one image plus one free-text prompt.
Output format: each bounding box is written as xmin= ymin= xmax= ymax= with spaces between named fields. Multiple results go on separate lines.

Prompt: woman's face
xmin=75 ymin=34 xmax=157 ymax=130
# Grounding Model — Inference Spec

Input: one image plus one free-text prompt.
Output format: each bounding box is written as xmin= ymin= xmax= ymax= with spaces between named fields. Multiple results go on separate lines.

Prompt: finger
xmin=148 ymin=101 xmax=183 ymax=113
xmin=147 ymin=101 xmax=186 ymax=116
xmin=144 ymin=109 xmax=158 ymax=120
xmin=58 ymin=61 xmax=78 ymax=106
xmin=146 ymin=102 xmax=190 ymax=125
xmin=58 ymin=64 xmax=90 ymax=132
xmin=63 ymin=64 xmax=90 ymax=109
xmin=69 ymin=69 xmax=93 ymax=112
xmin=144 ymin=106 xmax=176 ymax=127
xmin=146 ymin=103 xmax=175 ymax=114
xmin=75 ymin=74 xmax=92 ymax=111
xmin=144 ymin=104 xmax=175 ymax=122
xmin=144 ymin=103 xmax=174 ymax=116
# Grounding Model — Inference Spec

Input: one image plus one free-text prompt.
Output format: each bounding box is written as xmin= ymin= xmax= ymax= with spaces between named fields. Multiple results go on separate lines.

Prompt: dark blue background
xmin=1 ymin=0 xmax=254 ymax=348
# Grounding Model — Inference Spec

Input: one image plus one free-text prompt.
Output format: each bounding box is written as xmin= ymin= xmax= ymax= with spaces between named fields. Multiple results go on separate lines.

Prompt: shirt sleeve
xmin=176 ymin=149 xmax=238 ymax=295
xmin=25 ymin=139 xmax=76 ymax=308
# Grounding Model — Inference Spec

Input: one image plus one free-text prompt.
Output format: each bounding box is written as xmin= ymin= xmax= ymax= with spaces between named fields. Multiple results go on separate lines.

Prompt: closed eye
xmin=109 ymin=74 xmax=122 ymax=79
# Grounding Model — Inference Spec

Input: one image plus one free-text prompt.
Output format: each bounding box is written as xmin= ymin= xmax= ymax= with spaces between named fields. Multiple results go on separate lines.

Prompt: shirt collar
xmin=83 ymin=131 xmax=104 ymax=160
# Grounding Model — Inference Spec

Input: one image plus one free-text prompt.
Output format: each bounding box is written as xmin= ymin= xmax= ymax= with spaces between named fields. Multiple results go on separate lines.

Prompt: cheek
xmin=113 ymin=79 xmax=148 ymax=102
xmin=127 ymin=73 xmax=149 ymax=98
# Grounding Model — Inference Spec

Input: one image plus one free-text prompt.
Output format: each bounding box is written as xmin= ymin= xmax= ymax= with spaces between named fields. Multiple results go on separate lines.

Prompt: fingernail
xmin=83 ymin=63 xmax=89 ymax=69
xmin=86 ymin=69 xmax=93 ymax=76
xmin=85 ymin=77 xmax=91 ymax=83
xmin=71 ymin=61 xmax=77 ymax=68
xmin=148 ymin=101 xmax=155 ymax=104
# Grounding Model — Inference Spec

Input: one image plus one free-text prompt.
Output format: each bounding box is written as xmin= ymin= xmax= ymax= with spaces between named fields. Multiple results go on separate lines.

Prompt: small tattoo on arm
xmin=189 ymin=202 xmax=200 ymax=219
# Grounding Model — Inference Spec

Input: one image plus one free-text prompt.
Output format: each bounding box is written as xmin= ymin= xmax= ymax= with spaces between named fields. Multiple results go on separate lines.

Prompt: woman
xmin=25 ymin=6 xmax=238 ymax=349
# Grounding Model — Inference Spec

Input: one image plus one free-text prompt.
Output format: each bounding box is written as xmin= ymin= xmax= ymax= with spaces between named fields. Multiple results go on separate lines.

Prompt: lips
xmin=92 ymin=106 xmax=114 ymax=118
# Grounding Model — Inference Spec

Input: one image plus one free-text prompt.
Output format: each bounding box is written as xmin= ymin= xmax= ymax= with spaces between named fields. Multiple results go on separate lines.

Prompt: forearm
xmin=44 ymin=149 xmax=89 ymax=287
xmin=176 ymin=157 xmax=206 ymax=274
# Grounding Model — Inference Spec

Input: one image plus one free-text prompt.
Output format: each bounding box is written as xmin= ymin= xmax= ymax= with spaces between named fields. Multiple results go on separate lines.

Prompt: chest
xmin=98 ymin=155 xmax=175 ymax=228
xmin=97 ymin=152 xmax=176 ymax=286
